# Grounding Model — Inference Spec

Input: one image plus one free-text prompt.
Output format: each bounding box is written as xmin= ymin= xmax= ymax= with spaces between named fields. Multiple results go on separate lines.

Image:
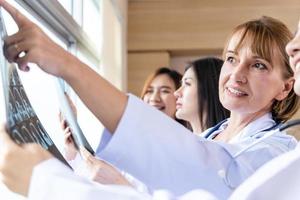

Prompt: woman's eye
xmin=253 ymin=62 xmax=267 ymax=70
xmin=185 ymin=82 xmax=191 ymax=86
xmin=145 ymin=89 xmax=153 ymax=94
xmin=161 ymin=89 xmax=171 ymax=94
xmin=226 ymin=56 xmax=235 ymax=63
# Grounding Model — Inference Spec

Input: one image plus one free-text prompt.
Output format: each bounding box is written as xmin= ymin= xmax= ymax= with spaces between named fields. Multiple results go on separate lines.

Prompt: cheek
xmin=219 ymin=67 xmax=230 ymax=87
xmin=142 ymin=95 xmax=149 ymax=103
xmin=183 ymin=88 xmax=196 ymax=100
xmin=163 ymin=95 xmax=176 ymax=106
xmin=250 ymin=77 xmax=283 ymax=101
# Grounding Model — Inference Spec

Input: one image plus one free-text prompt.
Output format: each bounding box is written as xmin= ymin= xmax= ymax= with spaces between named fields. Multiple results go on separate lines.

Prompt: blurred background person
xmin=175 ymin=57 xmax=230 ymax=134
xmin=141 ymin=67 xmax=186 ymax=125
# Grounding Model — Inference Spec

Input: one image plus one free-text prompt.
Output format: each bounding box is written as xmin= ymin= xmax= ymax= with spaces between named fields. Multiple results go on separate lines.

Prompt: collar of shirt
xmin=200 ymin=113 xmax=276 ymax=143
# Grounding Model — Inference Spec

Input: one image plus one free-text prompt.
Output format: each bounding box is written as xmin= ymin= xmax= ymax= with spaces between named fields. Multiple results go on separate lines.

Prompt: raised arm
xmin=0 ymin=0 xmax=127 ymax=133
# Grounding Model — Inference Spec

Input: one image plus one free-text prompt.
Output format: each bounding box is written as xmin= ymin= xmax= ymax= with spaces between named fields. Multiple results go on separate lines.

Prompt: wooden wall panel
xmin=128 ymin=0 xmax=300 ymax=52
xmin=128 ymin=52 xmax=170 ymax=96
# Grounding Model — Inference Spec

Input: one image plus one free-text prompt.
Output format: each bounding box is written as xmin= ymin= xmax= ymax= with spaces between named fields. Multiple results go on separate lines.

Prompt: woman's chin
xmin=294 ymin=80 xmax=300 ymax=96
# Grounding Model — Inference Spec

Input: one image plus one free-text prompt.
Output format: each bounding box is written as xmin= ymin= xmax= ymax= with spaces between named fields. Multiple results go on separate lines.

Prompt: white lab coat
xmin=27 ymin=147 xmax=300 ymax=200
xmin=229 ymin=144 xmax=300 ymax=200
xmin=26 ymin=94 xmax=298 ymax=200
xmin=28 ymin=158 xmax=220 ymax=200
xmin=75 ymin=94 xmax=296 ymax=199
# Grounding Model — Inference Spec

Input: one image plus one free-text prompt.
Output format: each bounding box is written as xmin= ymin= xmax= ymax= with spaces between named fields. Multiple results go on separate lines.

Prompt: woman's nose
xmin=230 ymin=63 xmax=247 ymax=84
xmin=174 ymin=86 xmax=182 ymax=98
xmin=150 ymin=90 xmax=161 ymax=102
xmin=286 ymin=37 xmax=300 ymax=58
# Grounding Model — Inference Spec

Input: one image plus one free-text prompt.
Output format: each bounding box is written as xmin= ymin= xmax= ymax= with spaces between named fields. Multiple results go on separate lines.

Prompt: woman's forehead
xmin=152 ymin=74 xmax=175 ymax=87
xmin=225 ymin=31 xmax=276 ymax=63
xmin=226 ymin=34 xmax=256 ymax=55
xmin=184 ymin=67 xmax=195 ymax=77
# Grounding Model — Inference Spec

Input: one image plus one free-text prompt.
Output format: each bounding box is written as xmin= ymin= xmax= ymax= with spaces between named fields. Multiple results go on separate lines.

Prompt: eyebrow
xmin=146 ymin=86 xmax=172 ymax=91
xmin=226 ymin=50 xmax=236 ymax=54
xmin=227 ymin=50 xmax=269 ymax=61
xmin=160 ymin=86 xmax=172 ymax=89
xmin=181 ymin=77 xmax=194 ymax=82
xmin=149 ymin=85 xmax=172 ymax=89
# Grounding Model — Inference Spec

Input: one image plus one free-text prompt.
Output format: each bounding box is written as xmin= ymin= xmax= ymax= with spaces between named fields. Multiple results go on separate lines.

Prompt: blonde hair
xmin=222 ymin=16 xmax=299 ymax=122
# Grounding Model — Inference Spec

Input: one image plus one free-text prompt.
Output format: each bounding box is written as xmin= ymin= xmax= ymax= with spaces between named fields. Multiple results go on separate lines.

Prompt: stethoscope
xmin=206 ymin=119 xmax=300 ymax=189
xmin=226 ymin=119 xmax=300 ymax=189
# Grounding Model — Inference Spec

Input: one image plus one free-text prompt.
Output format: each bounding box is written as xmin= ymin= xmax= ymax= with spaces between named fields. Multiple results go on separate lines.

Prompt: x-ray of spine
xmin=0 ymin=9 xmax=69 ymax=167
xmin=6 ymin=65 xmax=70 ymax=168
xmin=7 ymin=67 xmax=53 ymax=149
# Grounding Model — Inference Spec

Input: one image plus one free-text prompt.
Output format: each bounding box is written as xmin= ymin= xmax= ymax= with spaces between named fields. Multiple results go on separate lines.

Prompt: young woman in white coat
xmin=174 ymin=57 xmax=230 ymax=134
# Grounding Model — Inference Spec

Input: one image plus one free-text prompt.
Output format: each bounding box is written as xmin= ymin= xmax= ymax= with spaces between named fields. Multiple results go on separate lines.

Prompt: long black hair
xmin=185 ymin=57 xmax=230 ymax=130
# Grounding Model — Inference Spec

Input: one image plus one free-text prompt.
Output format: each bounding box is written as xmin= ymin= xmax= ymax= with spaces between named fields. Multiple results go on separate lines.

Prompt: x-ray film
xmin=56 ymin=79 xmax=95 ymax=155
xmin=0 ymin=7 xmax=70 ymax=168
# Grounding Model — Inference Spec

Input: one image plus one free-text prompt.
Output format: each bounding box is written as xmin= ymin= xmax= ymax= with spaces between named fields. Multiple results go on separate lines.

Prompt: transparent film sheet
xmin=56 ymin=79 xmax=94 ymax=155
xmin=0 ymin=8 xmax=70 ymax=168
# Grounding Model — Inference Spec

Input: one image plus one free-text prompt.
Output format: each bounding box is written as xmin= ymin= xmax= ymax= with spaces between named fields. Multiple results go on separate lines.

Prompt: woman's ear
xmin=275 ymin=78 xmax=294 ymax=101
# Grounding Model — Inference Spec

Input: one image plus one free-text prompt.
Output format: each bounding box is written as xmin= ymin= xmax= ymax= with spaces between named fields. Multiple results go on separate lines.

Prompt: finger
xmin=80 ymin=147 xmax=95 ymax=165
xmin=64 ymin=129 xmax=73 ymax=143
xmin=4 ymin=40 xmax=26 ymax=63
xmin=61 ymin=119 xmax=68 ymax=130
xmin=58 ymin=111 xmax=63 ymax=122
xmin=64 ymin=127 xmax=71 ymax=134
xmin=3 ymin=32 xmax=25 ymax=48
xmin=64 ymin=129 xmax=71 ymax=138
xmin=0 ymin=0 xmax=29 ymax=28
xmin=14 ymin=53 xmax=30 ymax=72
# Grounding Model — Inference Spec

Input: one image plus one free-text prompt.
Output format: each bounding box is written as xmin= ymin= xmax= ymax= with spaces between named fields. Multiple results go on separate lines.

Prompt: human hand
xmin=0 ymin=125 xmax=53 ymax=197
xmin=0 ymin=0 xmax=75 ymax=77
xmin=80 ymin=147 xmax=131 ymax=186
xmin=59 ymin=117 xmax=77 ymax=161
xmin=58 ymin=93 xmax=78 ymax=160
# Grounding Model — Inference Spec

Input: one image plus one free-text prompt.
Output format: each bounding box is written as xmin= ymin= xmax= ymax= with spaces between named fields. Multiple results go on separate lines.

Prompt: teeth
xmin=227 ymin=87 xmax=246 ymax=96
xmin=153 ymin=105 xmax=164 ymax=110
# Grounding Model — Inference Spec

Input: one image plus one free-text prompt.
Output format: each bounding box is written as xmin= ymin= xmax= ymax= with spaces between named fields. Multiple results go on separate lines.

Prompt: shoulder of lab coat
xmin=229 ymin=145 xmax=300 ymax=200
xmin=28 ymin=158 xmax=153 ymax=200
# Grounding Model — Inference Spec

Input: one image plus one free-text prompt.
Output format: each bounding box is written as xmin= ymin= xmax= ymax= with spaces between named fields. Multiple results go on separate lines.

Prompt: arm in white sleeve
xmin=28 ymin=158 xmax=218 ymax=200
xmin=98 ymin=95 xmax=234 ymax=199
xmin=28 ymin=158 xmax=153 ymax=200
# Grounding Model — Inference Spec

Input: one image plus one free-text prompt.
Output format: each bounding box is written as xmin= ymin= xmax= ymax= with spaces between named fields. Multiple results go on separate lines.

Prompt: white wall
xmin=100 ymin=0 xmax=128 ymax=91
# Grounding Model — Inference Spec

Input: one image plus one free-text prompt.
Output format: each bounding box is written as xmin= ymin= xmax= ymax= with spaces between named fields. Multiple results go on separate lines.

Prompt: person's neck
xmin=214 ymin=111 xmax=268 ymax=142
xmin=190 ymin=118 xmax=204 ymax=135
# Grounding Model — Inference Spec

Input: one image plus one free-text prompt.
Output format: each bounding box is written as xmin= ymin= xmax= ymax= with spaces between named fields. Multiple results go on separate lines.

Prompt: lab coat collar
xmin=229 ymin=112 xmax=276 ymax=143
xmin=201 ymin=113 xmax=276 ymax=143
